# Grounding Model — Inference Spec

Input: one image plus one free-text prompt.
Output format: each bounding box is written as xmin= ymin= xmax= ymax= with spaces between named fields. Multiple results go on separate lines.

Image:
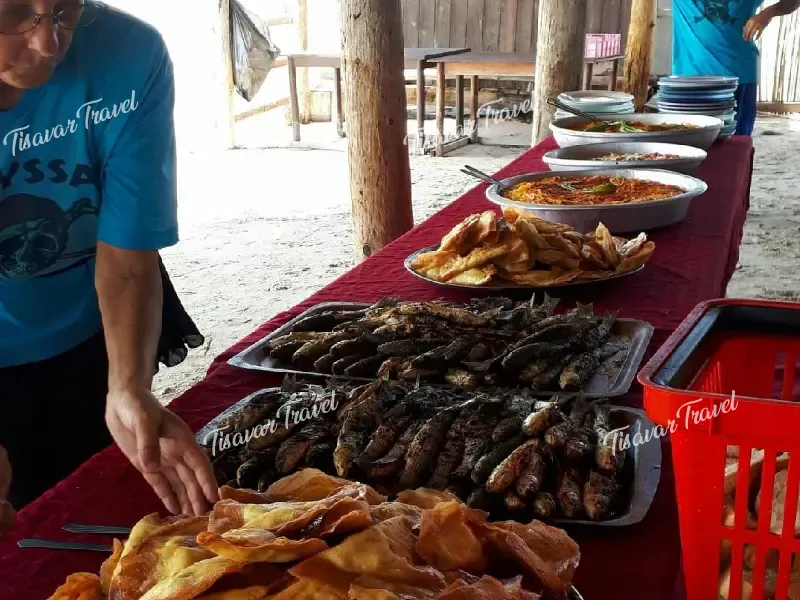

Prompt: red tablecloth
xmin=0 ymin=136 xmax=753 ymax=599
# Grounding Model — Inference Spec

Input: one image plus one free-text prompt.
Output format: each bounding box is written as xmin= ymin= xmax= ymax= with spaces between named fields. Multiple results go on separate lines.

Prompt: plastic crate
xmin=585 ymin=34 xmax=621 ymax=59
xmin=638 ymin=298 xmax=800 ymax=600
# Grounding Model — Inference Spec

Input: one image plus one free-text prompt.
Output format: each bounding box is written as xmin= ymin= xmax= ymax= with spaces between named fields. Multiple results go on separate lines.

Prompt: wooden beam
xmin=235 ymin=97 xmax=290 ymax=122
xmin=297 ymin=0 xmax=312 ymax=124
xmin=532 ymin=0 xmax=587 ymax=144
xmin=220 ymin=0 xmax=236 ymax=149
xmin=265 ymin=15 xmax=294 ymax=27
xmin=340 ymin=0 xmax=414 ymax=260
xmin=758 ymin=102 xmax=800 ymax=113
xmin=623 ymin=0 xmax=656 ymax=110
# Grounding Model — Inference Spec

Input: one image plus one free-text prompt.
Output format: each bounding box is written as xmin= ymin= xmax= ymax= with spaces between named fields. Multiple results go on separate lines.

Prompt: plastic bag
xmin=229 ymin=0 xmax=281 ymax=102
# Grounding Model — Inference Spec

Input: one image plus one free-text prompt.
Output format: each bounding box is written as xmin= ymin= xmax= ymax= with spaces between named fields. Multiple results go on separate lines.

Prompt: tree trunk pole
xmin=297 ymin=0 xmax=312 ymax=123
xmin=219 ymin=0 xmax=236 ymax=149
xmin=624 ymin=0 xmax=657 ymax=110
xmin=531 ymin=0 xmax=588 ymax=145
xmin=340 ymin=0 xmax=414 ymax=260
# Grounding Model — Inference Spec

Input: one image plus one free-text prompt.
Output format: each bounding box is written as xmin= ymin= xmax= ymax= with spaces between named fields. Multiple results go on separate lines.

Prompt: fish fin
xmin=576 ymin=302 xmax=595 ymax=316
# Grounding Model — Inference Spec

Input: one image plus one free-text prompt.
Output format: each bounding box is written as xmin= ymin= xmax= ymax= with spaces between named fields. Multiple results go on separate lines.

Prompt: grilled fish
xmin=269 ymin=340 xmax=309 ymax=360
xmin=398 ymin=407 xmax=460 ymax=489
xmin=492 ymin=393 xmax=535 ymax=443
xmin=357 ymin=399 xmax=420 ymax=466
xmin=486 ymin=439 xmax=540 ymax=494
xmin=394 ymin=302 xmax=489 ymax=327
xmin=530 ymin=353 xmax=577 ymax=391
xmin=411 ymin=338 xmax=474 ymax=369
xmin=584 ymin=469 xmax=619 ymax=520
xmin=472 ymin=435 xmax=527 ymax=485
xmin=331 ymin=354 xmax=369 ymax=375
xmin=594 ymin=403 xmax=625 ymax=473
xmin=377 ymin=357 xmax=407 ymax=379
xmin=236 ymin=449 xmax=277 ymax=489
xmin=444 ymin=368 xmax=480 ymax=389
xmin=427 ymin=405 xmax=477 ymax=489
xmin=453 ymin=402 xmax=503 ymax=479
xmin=333 ymin=381 xmax=393 ymax=477
xmin=366 ymin=420 xmax=424 ymax=480
xmin=305 ymin=442 xmax=334 ymax=471
xmin=275 ymin=421 xmax=335 ymax=473
xmin=557 ymin=467 xmax=585 ymax=518
xmin=293 ymin=331 xmax=360 ymax=365
xmin=330 ymin=338 xmax=375 ymax=358
xmin=516 ymin=441 xmax=548 ymax=498
xmin=313 ymin=354 xmax=337 ymax=373
xmin=377 ymin=339 xmax=446 ymax=357
xmin=505 ymin=490 xmax=526 ymax=512
xmin=344 ymin=356 xmax=384 ymax=377
xmin=532 ymin=491 xmax=558 ymax=519
xmin=466 ymin=486 xmax=493 ymax=511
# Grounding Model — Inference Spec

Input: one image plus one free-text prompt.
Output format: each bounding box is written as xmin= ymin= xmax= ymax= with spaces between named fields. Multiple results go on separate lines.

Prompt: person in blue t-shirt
xmin=672 ymin=0 xmax=800 ymax=136
xmin=0 ymin=1 xmax=218 ymax=535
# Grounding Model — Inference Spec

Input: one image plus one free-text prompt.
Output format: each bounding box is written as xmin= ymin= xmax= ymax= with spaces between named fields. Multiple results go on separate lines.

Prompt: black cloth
xmin=0 ymin=261 xmax=203 ymax=508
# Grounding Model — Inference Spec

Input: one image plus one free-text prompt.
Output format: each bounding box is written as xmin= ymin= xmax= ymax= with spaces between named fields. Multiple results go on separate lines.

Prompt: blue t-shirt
xmin=0 ymin=7 xmax=178 ymax=367
xmin=673 ymin=0 xmax=762 ymax=83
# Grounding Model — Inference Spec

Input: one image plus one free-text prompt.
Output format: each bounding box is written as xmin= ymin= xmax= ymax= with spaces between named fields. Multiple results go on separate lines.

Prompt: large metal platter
xmin=485 ymin=168 xmax=708 ymax=233
xmin=197 ymin=387 xmax=660 ymax=529
xmin=405 ymin=245 xmax=645 ymax=290
xmin=542 ymin=141 xmax=707 ymax=174
xmin=550 ymin=113 xmax=723 ymax=150
xmin=227 ymin=302 xmax=655 ymax=399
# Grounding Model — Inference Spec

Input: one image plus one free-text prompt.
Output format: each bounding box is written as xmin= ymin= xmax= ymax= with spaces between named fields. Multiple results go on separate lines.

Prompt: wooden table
xmin=286 ymin=48 xmax=469 ymax=142
xmin=426 ymin=51 xmax=626 ymax=156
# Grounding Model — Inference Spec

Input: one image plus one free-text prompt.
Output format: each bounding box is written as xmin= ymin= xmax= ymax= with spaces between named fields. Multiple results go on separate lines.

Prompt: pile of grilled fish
xmin=264 ymin=295 xmax=630 ymax=392
xmin=206 ymin=378 xmax=630 ymax=522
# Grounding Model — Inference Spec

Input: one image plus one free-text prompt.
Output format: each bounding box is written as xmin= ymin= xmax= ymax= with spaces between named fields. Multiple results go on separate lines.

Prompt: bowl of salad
xmin=550 ymin=113 xmax=723 ymax=149
xmin=542 ymin=141 xmax=708 ymax=174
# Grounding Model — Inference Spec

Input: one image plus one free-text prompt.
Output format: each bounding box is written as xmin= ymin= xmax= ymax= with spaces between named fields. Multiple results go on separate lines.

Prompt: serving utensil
xmin=460 ymin=165 xmax=509 ymax=191
xmin=62 ymin=523 xmax=132 ymax=535
xmin=546 ymin=97 xmax=599 ymax=122
xmin=18 ymin=539 xmax=113 ymax=552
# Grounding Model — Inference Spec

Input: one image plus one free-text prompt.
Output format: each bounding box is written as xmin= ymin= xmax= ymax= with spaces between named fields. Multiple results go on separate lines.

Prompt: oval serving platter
xmin=404 ymin=244 xmax=645 ymax=291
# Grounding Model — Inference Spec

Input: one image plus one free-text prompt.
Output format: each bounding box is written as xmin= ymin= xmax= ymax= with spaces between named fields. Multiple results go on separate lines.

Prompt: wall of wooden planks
xmin=401 ymin=0 xmax=633 ymax=53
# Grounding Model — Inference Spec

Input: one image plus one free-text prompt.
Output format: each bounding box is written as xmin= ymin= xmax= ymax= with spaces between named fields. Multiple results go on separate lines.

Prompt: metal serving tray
xmin=549 ymin=113 xmax=723 ymax=150
xmin=485 ymin=168 xmax=708 ymax=233
xmin=552 ymin=405 xmax=661 ymax=527
xmin=542 ymin=141 xmax=707 ymax=175
xmin=197 ymin=388 xmax=660 ymax=528
xmin=227 ymin=302 xmax=654 ymax=399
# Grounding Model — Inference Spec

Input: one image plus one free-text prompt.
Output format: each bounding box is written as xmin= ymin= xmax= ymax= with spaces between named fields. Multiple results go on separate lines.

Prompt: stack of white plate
xmin=651 ymin=75 xmax=739 ymax=139
xmin=555 ymin=90 xmax=635 ymax=120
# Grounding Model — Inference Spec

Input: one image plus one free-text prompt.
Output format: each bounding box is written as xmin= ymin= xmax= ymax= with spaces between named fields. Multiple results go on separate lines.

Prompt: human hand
xmin=744 ymin=9 xmax=775 ymax=41
xmin=0 ymin=446 xmax=16 ymax=537
xmin=106 ymin=385 xmax=219 ymax=516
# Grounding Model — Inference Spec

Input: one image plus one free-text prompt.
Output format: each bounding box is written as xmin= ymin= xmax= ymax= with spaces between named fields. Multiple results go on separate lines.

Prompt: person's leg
xmin=734 ymin=83 xmax=757 ymax=136
xmin=0 ymin=332 xmax=112 ymax=508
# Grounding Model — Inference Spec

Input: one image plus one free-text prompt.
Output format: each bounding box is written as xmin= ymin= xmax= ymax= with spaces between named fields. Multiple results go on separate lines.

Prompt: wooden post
xmin=219 ymin=0 xmax=236 ymax=149
xmin=531 ymin=0 xmax=588 ymax=145
xmin=340 ymin=0 xmax=414 ymax=260
xmin=624 ymin=0 xmax=657 ymax=110
xmin=436 ymin=62 xmax=446 ymax=156
xmin=297 ymin=0 xmax=312 ymax=123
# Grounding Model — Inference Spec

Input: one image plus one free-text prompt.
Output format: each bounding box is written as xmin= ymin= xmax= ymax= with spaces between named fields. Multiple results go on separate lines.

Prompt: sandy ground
xmin=151 ymin=112 xmax=800 ymax=402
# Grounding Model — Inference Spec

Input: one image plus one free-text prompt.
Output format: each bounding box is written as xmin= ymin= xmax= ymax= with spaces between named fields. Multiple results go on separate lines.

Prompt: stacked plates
xmin=652 ymin=76 xmax=739 ymax=139
xmin=555 ymin=90 xmax=635 ymax=120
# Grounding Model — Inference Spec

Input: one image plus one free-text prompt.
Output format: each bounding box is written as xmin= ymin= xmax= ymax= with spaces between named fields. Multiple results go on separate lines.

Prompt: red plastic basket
xmin=639 ymin=298 xmax=800 ymax=600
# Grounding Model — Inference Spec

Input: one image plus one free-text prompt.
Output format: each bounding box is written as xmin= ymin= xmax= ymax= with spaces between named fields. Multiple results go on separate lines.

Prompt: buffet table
xmin=0 ymin=136 xmax=754 ymax=600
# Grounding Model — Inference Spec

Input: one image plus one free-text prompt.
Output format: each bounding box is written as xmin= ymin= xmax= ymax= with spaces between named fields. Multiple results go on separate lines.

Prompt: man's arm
xmin=96 ymin=245 xmax=161 ymax=394
xmin=96 ymin=29 xmax=217 ymax=516
xmin=745 ymin=0 xmax=800 ymax=40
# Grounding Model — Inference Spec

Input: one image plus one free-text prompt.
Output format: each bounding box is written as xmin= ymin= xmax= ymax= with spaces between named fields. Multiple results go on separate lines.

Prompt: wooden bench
xmin=426 ymin=51 xmax=626 ymax=156
xmin=286 ymin=48 xmax=470 ymax=142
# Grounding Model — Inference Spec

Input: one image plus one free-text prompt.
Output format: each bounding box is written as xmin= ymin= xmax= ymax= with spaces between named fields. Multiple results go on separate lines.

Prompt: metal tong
xmin=460 ymin=164 xmax=509 ymax=191
xmin=546 ymin=97 xmax=599 ymax=122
